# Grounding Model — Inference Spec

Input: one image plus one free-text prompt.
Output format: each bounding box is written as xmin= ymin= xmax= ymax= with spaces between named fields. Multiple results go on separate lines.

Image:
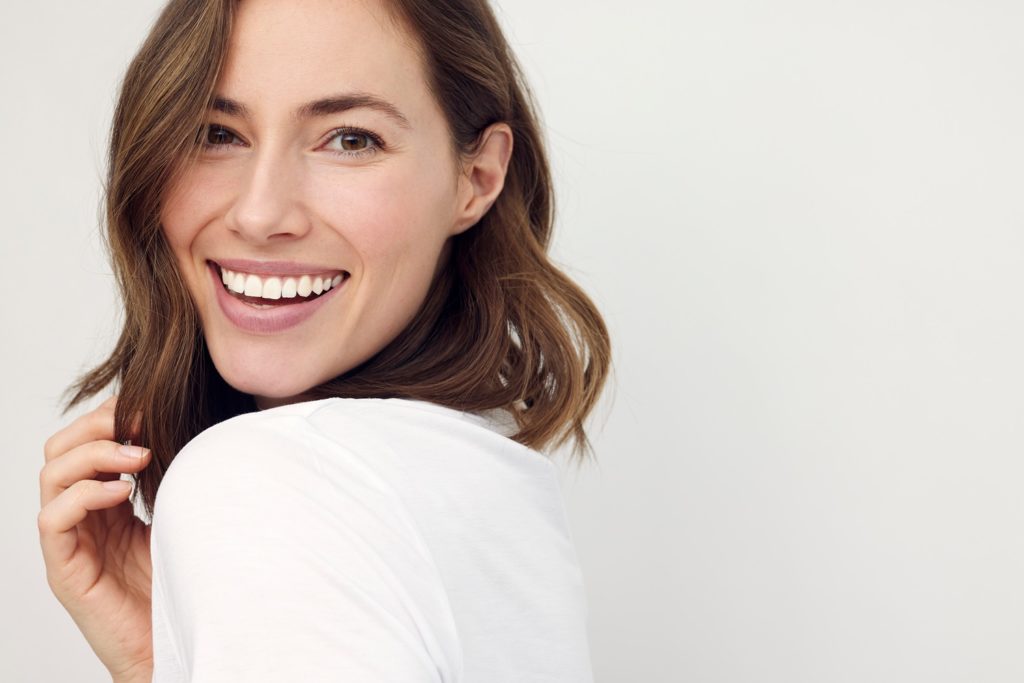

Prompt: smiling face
xmin=159 ymin=0 xmax=510 ymax=409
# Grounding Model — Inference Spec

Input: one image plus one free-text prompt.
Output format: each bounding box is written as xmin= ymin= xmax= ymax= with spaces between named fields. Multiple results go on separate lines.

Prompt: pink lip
xmin=209 ymin=261 xmax=346 ymax=335
xmin=212 ymin=257 xmax=345 ymax=277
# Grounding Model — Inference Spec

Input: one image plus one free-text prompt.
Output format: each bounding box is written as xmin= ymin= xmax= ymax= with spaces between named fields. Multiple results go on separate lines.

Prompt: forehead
xmin=217 ymin=0 xmax=427 ymax=120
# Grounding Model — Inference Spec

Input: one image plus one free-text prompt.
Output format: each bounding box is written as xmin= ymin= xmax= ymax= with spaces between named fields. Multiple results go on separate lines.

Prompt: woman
xmin=38 ymin=0 xmax=610 ymax=680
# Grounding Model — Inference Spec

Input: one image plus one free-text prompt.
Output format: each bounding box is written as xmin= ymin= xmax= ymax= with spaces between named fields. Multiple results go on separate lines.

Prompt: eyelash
xmin=197 ymin=123 xmax=385 ymax=158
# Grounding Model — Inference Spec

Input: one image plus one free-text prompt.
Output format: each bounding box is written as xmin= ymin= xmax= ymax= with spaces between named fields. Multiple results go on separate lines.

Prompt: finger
xmin=39 ymin=440 xmax=151 ymax=508
xmin=44 ymin=399 xmax=118 ymax=464
xmin=37 ymin=478 xmax=135 ymax=570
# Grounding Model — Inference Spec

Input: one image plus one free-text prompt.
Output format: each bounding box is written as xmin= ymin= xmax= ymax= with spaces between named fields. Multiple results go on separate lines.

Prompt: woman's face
xmin=160 ymin=0 xmax=510 ymax=409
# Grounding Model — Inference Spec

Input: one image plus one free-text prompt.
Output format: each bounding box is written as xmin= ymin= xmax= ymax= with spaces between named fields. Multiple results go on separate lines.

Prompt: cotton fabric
xmin=149 ymin=397 xmax=594 ymax=682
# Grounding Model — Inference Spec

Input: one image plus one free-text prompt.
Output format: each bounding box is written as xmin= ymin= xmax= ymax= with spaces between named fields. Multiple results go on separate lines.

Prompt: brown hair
xmin=63 ymin=0 xmax=612 ymax=521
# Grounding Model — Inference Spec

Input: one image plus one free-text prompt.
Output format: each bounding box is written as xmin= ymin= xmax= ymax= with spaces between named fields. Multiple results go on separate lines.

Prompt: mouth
xmin=209 ymin=260 xmax=350 ymax=309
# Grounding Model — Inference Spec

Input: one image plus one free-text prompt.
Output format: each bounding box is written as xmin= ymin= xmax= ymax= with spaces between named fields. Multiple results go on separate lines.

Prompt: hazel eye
xmin=337 ymin=132 xmax=371 ymax=151
xmin=323 ymin=127 xmax=384 ymax=158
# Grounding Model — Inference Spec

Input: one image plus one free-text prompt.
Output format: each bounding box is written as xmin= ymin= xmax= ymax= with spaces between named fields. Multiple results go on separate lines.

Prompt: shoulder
xmin=150 ymin=400 xmax=467 ymax=680
xmin=175 ymin=396 xmax=518 ymax=455
xmin=153 ymin=397 xmax=529 ymax=530
xmin=152 ymin=398 xmax=484 ymax=566
xmin=162 ymin=396 xmax=527 ymax=485
xmin=154 ymin=397 xmax=557 ymax=541
xmin=155 ymin=400 xmax=402 ymax=528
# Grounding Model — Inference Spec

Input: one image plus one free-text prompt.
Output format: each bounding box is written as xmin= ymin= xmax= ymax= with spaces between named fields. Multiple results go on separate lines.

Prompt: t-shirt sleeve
xmin=149 ymin=414 xmax=463 ymax=682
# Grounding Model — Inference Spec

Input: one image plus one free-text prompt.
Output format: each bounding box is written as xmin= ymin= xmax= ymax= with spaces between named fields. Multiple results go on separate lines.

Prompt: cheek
xmin=160 ymin=168 xmax=230 ymax=255
xmin=311 ymin=159 xmax=456 ymax=266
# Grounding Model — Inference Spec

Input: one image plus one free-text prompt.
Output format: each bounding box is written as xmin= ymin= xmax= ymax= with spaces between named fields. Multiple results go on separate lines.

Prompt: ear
xmin=451 ymin=122 xmax=514 ymax=235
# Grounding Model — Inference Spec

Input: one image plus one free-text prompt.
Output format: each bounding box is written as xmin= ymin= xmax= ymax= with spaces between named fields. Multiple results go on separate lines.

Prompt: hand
xmin=38 ymin=395 xmax=154 ymax=682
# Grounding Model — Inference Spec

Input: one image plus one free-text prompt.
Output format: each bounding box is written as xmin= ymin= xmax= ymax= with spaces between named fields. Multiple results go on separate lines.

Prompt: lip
xmin=212 ymin=257 xmax=345 ymax=277
xmin=209 ymin=261 xmax=346 ymax=335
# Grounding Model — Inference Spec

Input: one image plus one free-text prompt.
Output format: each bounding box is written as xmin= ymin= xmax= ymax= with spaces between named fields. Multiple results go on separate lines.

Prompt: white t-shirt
xmin=149 ymin=397 xmax=594 ymax=682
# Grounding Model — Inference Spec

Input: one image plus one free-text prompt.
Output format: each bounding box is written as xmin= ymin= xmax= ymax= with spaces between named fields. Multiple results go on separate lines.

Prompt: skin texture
xmin=37 ymin=396 xmax=154 ymax=683
xmin=160 ymin=0 xmax=513 ymax=410
xmin=40 ymin=1 xmax=511 ymax=678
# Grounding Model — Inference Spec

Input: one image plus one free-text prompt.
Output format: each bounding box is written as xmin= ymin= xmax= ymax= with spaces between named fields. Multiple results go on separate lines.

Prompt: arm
xmin=148 ymin=414 xmax=462 ymax=682
xmin=111 ymin=660 xmax=153 ymax=683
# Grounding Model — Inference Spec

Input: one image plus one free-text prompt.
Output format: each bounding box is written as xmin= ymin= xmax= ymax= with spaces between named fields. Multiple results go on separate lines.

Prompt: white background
xmin=3 ymin=1 xmax=1023 ymax=681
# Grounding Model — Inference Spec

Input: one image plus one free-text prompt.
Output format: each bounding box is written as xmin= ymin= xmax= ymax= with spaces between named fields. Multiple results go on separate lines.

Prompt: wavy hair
xmin=63 ymin=0 xmax=612 ymax=521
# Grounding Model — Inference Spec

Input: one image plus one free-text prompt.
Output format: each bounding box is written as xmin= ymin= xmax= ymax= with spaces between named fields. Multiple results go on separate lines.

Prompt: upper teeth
xmin=220 ymin=266 xmax=344 ymax=300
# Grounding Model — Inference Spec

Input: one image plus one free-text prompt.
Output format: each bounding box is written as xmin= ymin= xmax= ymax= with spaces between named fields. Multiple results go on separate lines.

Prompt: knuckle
xmin=42 ymin=434 xmax=58 ymax=461
xmin=87 ymin=411 xmax=114 ymax=437
xmin=37 ymin=507 xmax=51 ymax=533
xmin=89 ymin=408 xmax=110 ymax=428
xmin=68 ymin=480 xmax=91 ymax=507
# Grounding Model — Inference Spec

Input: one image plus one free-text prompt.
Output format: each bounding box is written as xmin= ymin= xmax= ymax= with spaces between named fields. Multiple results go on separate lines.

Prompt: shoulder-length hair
xmin=63 ymin=0 xmax=612 ymax=520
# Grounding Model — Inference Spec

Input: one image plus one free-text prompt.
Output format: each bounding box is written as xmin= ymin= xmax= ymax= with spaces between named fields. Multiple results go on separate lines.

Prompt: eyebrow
xmin=209 ymin=92 xmax=412 ymax=129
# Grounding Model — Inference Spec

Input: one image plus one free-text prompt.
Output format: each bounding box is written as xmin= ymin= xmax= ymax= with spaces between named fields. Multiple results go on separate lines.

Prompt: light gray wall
xmin=3 ymin=1 xmax=1023 ymax=681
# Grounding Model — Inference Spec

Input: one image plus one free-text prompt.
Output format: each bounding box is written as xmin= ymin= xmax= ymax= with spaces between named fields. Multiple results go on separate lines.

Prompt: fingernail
xmin=118 ymin=444 xmax=148 ymax=459
xmin=103 ymin=480 xmax=132 ymax=491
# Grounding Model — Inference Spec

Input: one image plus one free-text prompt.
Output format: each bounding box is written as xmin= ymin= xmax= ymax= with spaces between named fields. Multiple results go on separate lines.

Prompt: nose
xmin=224 ymin=144 xmax=312 ymax=243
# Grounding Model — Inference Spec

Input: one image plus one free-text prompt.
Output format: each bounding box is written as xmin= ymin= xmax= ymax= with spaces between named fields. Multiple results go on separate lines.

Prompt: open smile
xmin=208 ymin=260 xmax=350 ymax=334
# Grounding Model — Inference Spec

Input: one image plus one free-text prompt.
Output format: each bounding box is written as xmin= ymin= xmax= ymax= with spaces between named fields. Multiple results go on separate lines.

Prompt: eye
xmin=196 ymin=124 xmax=242 ymax=149
xmin=194 ymin=123 xmax=385 ymax=159
xmin=322 ymin=127 xmax=385 ymax=158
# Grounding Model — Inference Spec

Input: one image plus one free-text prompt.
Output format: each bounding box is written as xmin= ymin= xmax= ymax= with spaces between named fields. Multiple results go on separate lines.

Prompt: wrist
xmin=110 ymin=660 xmax=153 ymax=683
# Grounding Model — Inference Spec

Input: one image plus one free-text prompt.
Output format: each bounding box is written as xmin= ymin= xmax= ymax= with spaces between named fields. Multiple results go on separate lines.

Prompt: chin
xmin=208 ymin=346 xmax=325 ymax=406
xmin=229 ymin=374 xmax=315 ymax=405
